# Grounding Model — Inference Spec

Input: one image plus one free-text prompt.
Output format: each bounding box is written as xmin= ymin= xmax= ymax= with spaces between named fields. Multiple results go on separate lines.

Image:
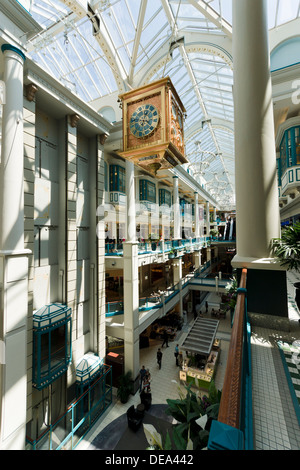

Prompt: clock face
xmin=129 ymin=104 xmax=159 ymax=138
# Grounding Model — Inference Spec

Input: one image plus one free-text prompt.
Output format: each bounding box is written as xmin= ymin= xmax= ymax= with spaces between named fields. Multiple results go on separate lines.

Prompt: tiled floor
xmin=251 ymin=270 xmax=300 ymax=450
xmin=77 ymin=272 xmax=300 ymax=451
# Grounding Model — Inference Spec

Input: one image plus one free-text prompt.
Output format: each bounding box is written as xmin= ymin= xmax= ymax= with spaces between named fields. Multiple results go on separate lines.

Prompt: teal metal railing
xmin=105 ymin=236 xmax=215 ymax=257
xmin=208 ymin=268 xmax=253 ymax=450
xmin=105 ymin=260 xmax=225 ymax=318
xmin=26 ymin=365 xmax=112 ymax=450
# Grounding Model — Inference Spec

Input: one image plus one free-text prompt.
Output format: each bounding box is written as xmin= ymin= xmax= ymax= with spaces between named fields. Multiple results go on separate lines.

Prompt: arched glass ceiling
xmin=208 ymin=0 xmax=300 ymax=29
xmin=25 ymin=0 xmax=300 ymax=208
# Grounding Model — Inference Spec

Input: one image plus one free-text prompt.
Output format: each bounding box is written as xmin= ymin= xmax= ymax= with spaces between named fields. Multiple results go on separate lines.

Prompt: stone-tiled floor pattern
xmin=78 ymin=273 xmax=300 ymax=450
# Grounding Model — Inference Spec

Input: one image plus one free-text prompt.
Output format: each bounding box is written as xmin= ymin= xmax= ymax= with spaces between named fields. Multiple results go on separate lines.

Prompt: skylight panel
xmin=116 ymin=46 xmax=131 ymax=73
xmin=140 ymin=8 xmax=167 ymax=50
xmin=279 ymin=0 xmax=300 ymax=25
xmin=30 ymin=0 xmax=70 ymax=29
xmin=267 ymin=0 xmax=277 ymax=29
xmin=219 ymin=0 xmax=232 ymax=25
xmin=125 ymin=0 xmax=141 ymax=26
xmin=144 ymin=0 xmax=163 ymax=25
xmin=101 ymin=8 xmax=124 ymax=48
xmin=94 ymin=57 xmax=119 ymax=94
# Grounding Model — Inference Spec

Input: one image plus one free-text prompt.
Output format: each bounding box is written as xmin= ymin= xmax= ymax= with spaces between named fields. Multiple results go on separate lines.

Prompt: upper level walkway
xmin=78 ymin=271 xmax=300 ymax=451
xmin=105 ymin=265 xmax=229 ymax=339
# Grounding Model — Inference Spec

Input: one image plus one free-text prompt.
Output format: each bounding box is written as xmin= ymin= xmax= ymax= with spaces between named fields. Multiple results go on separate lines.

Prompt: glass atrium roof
xmin=24 ymin=0 xmax=300 ymax=208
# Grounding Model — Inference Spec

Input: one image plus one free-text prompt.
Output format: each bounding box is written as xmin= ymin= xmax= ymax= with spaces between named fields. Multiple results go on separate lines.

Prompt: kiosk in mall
xmin=179 ymin=317 xmax=220 ymax=391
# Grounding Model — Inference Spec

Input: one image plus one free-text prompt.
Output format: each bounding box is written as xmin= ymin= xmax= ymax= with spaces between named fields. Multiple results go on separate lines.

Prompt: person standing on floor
xmin=139 ymin=365 xmax=147 ymax=392
xmin=174 ymin=344 xmax=179 ymax=366
xmin=157 ymin=348 xmax=163 ymax=369
xmin=205 ymin=301 xmax=208 ymax=314
xmin=141 ymin=372 xmax=151 ymax=393
xmin=161 ymin=329 xmax=169 ymax=348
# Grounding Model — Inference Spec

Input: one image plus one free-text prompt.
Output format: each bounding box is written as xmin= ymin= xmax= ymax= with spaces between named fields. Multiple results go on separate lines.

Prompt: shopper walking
xmin=161 ymin=329 xmax=169 ymax=348
xmin=157 ymin=348 xmax=163 ymax=369
xmin=205 ymin=301 xmax=208 ymax=314
xmin=139 ymin=365 xmax=147 ymax=392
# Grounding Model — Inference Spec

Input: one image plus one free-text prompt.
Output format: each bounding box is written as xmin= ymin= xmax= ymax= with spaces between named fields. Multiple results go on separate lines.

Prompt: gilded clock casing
xmin=118 ymin=77 xmax=187 ymax=175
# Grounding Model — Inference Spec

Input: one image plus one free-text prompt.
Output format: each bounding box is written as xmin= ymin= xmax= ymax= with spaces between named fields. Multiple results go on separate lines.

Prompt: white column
xmin=231 ymin=0 xmax=288 ymax=320
xmin=173 ymin=176 xmax=181 ymax=239
xmin=173 ymin=258 xmax=183 ymax=316
xmin=194 ymin=250 xmax=201 ymax=270
xmin=173 ymin=258 xmax=182 ymax=285
xmin=123 ymin=241 xmax=140 ymax=391
xmin=0 ymin=44 xmax=29 ymax=450
xmin=0 ymin=45 xmax=26 ymax=251
xmin=232 ymin=0 xmax=280 ymax=263
xmin=194 ymin=192 xmax=200 ymax=239
xmin=126 ymin=160 xmax=136 ymax=242
xmin=213 ymin=207 xmax=217 ymax=229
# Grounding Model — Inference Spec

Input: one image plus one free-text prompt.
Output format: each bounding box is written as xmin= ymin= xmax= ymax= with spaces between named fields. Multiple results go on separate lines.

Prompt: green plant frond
xmin=270 ymin=222 xmax=300 ymax=272
xmin=164 ymin=431 xmax=172 ymax=450
xmin=187 ymin=411 xmax=201 ymax=423
xmin=172 ymin=424 xmax=189 ymax=450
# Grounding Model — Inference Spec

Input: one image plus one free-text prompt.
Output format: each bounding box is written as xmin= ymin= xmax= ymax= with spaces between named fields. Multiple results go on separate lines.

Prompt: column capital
xmin=1 ymin=44 xmax=26 ymax=62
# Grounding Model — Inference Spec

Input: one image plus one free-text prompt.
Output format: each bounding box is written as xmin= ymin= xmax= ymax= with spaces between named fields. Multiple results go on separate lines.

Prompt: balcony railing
xmin=105 ymin=236 xmax=212 ymax=256
xmin=105 ymin=262 xmax=223 ymax=319
xmin=208 ymin=268 xmax=253 ymax=450
xmin=26 ymin=364 xmax=112 ymax=450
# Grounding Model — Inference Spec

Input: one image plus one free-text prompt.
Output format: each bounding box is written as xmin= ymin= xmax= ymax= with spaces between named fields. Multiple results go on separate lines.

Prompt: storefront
xmin=179 ymin=317 xmax=220 ymax=391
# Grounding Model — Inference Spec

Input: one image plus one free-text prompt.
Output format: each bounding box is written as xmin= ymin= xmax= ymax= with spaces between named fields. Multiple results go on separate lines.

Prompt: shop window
xmin=159 ymin=188 xmax=171 ymax=207
xmin=280 ymin=137 xmax=287 ymax=175
xmin=276 ymin=158 xmax=281 ymax=186
xmin=139 ymin=180 xmax=156 ymax=203
xmin=280 ymin=126 xmax=300 ymax=173
xmin=109 ymin=164 xmax=125 ymax=193
xmin=33 ymin=304 xmax=72 ymax=390
xmin=180 ymin=198 xmax=187 ymax=215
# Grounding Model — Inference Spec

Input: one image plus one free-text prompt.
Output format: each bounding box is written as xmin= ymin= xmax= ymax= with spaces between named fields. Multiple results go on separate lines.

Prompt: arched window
xmin=139 ymin=179 xmax=156 ymax=203
xmin=33 ymin=304 xmax=72 ymax=390
xmin=159 ymin=188 xmax=171 ymax=207
xmin=109 ymin=164 xmax=125 ymax=193
xmin=280 ymin=126 xmax=300 ymax=171
xmin=271 ymin=37 xmax=300 ymax=72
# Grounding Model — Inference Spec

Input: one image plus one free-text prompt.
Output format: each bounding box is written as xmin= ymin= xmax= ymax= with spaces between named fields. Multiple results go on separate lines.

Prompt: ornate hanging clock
xmin=129 ymin=103 xmax=160 ymax=138
xmin=118 ymin=77 xmax=187 ymax=175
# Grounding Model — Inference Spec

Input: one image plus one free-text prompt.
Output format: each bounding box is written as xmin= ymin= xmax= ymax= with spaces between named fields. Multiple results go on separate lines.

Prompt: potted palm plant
xmin=209 ymin=229 xmax=219 ymax=240
xmin=117 ymin=370 xmax=133 ymax=404
xmin=270 ymin=221 xmax=300 ymax=312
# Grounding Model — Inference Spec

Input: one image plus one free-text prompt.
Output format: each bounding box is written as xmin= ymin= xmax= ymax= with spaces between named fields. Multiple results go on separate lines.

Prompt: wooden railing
xmin=208 ymin=267 xmax=253 ymax=450
xmin=218 ymin=268 xmax=247 ymax=428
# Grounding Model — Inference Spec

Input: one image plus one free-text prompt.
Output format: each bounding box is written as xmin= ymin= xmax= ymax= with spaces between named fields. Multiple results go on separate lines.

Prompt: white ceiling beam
xmin=55 ymin=0 xmax=127 ymax=92
xmin=160 ymin=0 xmax=234 ymax=198
xmin=134 ymin=30 xmax=232 ymax=87
xmin=26 ymin=12 xmax=78 ymax=52
xmin=187 ymin=0 xmax=232 ymax=38
xmin=128 ymin=0 xmax=148 ymax=84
